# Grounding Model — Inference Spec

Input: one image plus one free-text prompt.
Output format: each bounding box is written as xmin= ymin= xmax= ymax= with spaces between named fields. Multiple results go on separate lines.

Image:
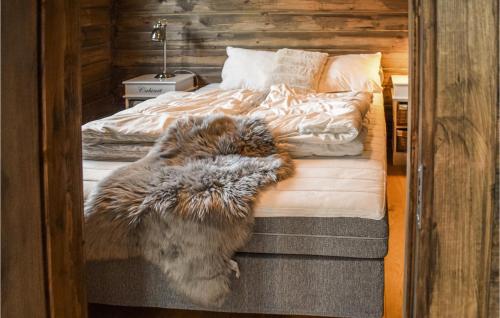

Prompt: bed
xmin=83 ymin=84 xmax=388 ymax=318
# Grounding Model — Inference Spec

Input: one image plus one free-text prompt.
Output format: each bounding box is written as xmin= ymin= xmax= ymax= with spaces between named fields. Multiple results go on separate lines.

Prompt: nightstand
xmin=122 ymin=73 xmax=195 ymax=108
xmin=391 ymin=75 xmax=409 ymax=166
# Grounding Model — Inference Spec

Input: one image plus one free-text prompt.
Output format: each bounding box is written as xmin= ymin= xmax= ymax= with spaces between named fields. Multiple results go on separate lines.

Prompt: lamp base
xmin=155 ymin=72 xmax=175 ymax=79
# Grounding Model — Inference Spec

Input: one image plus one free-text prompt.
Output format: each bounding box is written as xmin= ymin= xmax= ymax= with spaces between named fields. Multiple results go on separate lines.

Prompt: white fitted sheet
xmin=83 ymin=93 xmax=386 ymax=220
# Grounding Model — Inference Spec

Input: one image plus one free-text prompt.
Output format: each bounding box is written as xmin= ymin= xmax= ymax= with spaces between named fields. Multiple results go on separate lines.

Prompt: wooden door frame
xmin=404 ymin=0 xmax=498 ymax=317
xmin=2 ymin=0 xmax=498 ymax=317
xmin=1 ymin=0 xmax=87 ymax=317
xmin=403 ymin=0 xmax=420 ymax=315
xmin=2 ymin=0 xmax=49 ymax=316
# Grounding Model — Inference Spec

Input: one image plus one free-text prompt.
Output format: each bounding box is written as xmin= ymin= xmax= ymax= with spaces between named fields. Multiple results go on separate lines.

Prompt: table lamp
xmin=151 ymin=19 xmax=174 ymax=79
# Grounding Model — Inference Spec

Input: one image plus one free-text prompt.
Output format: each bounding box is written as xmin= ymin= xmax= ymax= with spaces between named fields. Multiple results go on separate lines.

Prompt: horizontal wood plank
xmin=83 ymin=78 xmax=112 ymax=104
xmin=113 ymin=49 xmax=408 ymax=68
xmin=116 ymin=12 xmax=408 ymax=33
xmin=114 ymin=31 xmax=408 ymax=51
xmin=82 ymin=95 xmax=117 ymax=123
xmin=117 ymin=0 xmax=408 ymax=13
xmin=81 ymin=7 xmax=111 ymax=27
xmin=83 ymin=60 xmax=112 ymax=84
xmin=81 ymin=0 xmax=110 ymax=8
xmin=82 ymin=25 xmax=111 ymax=47
xmin=82 ymin=44 xmax=111 ymax=66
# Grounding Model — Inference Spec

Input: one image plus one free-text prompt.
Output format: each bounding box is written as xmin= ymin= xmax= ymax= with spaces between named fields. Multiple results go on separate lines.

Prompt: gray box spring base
xmin=87 ymin=255 xmax=384 ymax=318
xmin=87 ymin=216 xmax=387 ymax=318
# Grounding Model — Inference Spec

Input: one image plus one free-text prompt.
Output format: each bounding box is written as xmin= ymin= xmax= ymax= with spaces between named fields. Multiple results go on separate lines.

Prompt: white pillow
xmin=268 ymin=48 xmax=329 ymax=91
xmin=318 ymin=53 xmax=383 ymax=93
xmin=220 ymin=47 xmax=275 ymax=91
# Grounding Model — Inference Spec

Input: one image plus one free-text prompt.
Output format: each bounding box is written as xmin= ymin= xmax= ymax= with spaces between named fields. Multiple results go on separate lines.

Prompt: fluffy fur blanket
xmin=84 ymin=115 xmax=294 ymax=306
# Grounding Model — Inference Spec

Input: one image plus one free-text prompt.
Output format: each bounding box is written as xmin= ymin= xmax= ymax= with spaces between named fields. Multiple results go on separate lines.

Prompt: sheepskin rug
xmin=84 ymin=115 xmax=294 ymax=306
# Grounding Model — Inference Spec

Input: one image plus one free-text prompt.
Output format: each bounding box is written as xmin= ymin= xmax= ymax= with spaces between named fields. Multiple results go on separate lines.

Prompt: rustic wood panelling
xmin=3 ymin=0 xmax=89 ymax=316
xmin=112 ymin=0 xmax=408 ymax=106
xmin=1 ymin=0 xmax=48 ymax=316
xmin=491 ymin=171 xmax=499 ymax=316
xmin=490 ymin=84 xmax=499 ymax=315
xmin=81 ymin=0 xmax=115 ymax=123
xmin=117 ymin=0 xmax=408 ymax=13
xmin=41 ymin=0 xmax=88 ymax=316
xmin=403 ymin=0 xmax=420 ymax=315
xmin=491 ymin=5 xmax=499 ymax=312
xmin=411 ymin=0 xmax=498 ymax=316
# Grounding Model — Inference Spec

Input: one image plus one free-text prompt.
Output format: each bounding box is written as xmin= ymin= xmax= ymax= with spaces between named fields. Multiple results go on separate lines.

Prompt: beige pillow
xmin=318 ymin=53 xmax=383 ymax=93
xmin=268 ymin=48 xmax=329 ymax=90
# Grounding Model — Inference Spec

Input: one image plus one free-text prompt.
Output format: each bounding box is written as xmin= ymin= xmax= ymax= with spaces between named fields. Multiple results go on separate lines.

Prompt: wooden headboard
xmin=108 ymin=0 xmax=408 ymax=108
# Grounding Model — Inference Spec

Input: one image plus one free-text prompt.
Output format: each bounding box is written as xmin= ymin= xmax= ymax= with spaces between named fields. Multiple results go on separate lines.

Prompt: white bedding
xmin=82 ymin=84 xmax=372 ymax=160
xmin=82 ymin=88 xmax=266 ymax=160
xmin=83 ymin=93 xmax=386 ymax=220
xmin=247 ymin=84 xmax=371 ymax=157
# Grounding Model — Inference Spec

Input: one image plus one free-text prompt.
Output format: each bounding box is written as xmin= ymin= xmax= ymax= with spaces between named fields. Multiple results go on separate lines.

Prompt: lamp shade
xmin=151 ymin=28 xmax=163 ymax=41
xmin=151 ymin=20 xmax=167 ymax=42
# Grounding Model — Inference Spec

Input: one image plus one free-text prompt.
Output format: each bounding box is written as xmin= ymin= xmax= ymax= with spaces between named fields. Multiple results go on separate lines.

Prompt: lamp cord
xmin=172 ymin=69 xmax=200 ymax=89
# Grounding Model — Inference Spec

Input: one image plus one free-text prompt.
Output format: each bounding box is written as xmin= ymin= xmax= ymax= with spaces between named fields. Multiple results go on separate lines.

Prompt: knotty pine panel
xmin=112 ymin=0 xmax=409 ymax=107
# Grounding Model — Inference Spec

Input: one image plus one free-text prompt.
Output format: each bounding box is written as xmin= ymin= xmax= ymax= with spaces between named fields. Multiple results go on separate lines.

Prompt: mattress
xmin=83 ymin=93 xmax=387 ymax=258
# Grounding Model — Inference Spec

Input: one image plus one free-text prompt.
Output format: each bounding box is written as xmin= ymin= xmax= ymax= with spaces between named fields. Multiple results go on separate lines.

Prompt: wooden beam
xmin=490 ymin=3 xmax=500 ymax=315
xmin=41 ymin=0 xmax=88 ymax=316
xmin=1 ymin=0 xmax=48 ymax=315
xmin=411 ymin=0 xmax=498 ymax=316
xmin=403 ymin=0 xmax=419 ymax=315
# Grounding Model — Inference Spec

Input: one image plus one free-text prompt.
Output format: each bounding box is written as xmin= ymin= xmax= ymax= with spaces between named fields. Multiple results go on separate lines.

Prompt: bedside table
xmin=391 ymin=75 xmax=409 ymax=166
xmin=122 ymin=73 xmax=195 ymax=108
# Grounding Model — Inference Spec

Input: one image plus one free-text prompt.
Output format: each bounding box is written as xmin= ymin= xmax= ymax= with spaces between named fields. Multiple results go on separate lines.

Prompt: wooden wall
xmin=81 ymin=0 xmax=114 ymax=123
xmin=112 ymin=0 xmax=408 ymax=106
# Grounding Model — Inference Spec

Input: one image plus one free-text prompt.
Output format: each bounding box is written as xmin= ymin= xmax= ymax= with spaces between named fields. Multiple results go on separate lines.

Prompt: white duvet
xmin=82 ymin=85 xmax=372 ymax=160
xmin=82 ymin=88 xmax=266 ymax=160
xmin=247 ymin=84 xmax=372 ymax=157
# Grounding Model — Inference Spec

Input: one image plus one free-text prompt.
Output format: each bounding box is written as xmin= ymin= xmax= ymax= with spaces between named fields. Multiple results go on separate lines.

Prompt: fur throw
xmin=84 ymin=115 xmax=294 ymax=306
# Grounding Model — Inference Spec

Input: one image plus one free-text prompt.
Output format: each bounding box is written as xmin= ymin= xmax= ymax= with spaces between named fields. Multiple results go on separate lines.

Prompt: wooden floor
xmin=89 ymin=165 xmax=407 ymax=318
xmin=383 ymin=165 xmax=407 ymax=318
